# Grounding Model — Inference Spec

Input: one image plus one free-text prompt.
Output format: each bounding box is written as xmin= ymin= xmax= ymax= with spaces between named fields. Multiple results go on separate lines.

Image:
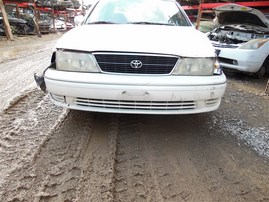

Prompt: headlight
xmin=172 ymin=58 xmax=217 ymax=76
xmin=56 ymin=50 xmax=100 ymax=72
xmin=239 ymin=38 xmax=269 ymax=50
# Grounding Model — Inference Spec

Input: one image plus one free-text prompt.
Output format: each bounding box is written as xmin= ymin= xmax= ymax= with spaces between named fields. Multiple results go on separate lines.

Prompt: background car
xmin=207 ymin=4 xmax=269 ymax=78
xmin=49 ymin=18 xmax=67 ymax=31
xmin=0 ymin=12 xmax=29 ymax=35
xmin=35 ymin=0 xmax=226 ymax=115
xmin=19 ymin=13 xmax=51 ymax=34
xmin=65 ymin=21 xmax=74 ymax=30
xmin=0 ymin=27 xmax=4 ymax=36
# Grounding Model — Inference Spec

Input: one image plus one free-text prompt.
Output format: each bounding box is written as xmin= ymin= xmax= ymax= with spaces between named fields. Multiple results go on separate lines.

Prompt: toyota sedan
xmin=34 ymin=0 xmax=226 ymax=114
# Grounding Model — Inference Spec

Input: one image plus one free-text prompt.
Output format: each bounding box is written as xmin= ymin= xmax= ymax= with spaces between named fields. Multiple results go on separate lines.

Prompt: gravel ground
xmin=209 ymin=74 xmax=269 ymax=158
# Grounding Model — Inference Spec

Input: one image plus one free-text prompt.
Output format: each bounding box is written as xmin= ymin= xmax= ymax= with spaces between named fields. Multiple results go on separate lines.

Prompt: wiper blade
xmin=130 ymin=22 xmax=175 ymax=26
xmin=88 ymin=21 xmax=115 ymax=24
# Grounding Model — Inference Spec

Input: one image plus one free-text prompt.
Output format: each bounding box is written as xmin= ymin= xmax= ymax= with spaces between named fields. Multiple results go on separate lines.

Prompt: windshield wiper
xmin=88 ymin=21 xmax=115 ymax=24
xmin=130 ymin=22 xmax=175 ymax=26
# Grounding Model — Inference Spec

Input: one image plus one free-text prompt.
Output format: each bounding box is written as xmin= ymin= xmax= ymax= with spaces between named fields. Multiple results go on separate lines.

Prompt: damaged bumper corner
xmin=34 ymin=63 xmax=56 ymax=92
xmin=34 ymin=73 xmax=47 ymax=92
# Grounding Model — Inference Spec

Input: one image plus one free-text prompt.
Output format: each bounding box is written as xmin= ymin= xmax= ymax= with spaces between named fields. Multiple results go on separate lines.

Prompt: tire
xmin=10 ymin=25 xmax=17 ymax=34
xmin=255 ymin=56 xmax=269 ymax=79
xmin=255 ymin=65 xmax=266 ymax=79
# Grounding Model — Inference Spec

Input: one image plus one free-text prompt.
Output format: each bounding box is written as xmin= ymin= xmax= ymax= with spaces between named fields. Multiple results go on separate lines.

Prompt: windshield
xmin=85 ymin=0 xmax=191 ymax=26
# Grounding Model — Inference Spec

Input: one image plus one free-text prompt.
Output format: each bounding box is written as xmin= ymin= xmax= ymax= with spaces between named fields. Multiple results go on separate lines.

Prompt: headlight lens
xmin=172 ymin=58 xmax=217 ymax=76
xmin=239 ymin=38 xmax=269 ymax=50
xmin=56 ymin=51 xmax=100 ymax=72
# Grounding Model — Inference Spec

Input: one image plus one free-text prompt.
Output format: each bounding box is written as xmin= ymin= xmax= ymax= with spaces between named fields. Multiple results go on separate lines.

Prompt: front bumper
xmin=44 ymin=69 xmax=227 ymax=114
xmin=217 ymin=48 xmax=265 ymax=73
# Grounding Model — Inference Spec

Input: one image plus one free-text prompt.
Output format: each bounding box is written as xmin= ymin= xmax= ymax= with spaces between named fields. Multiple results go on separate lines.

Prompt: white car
xmin=49 ymin=19 xmax=67 ymax=31
xmin=34 ymin=0 xmax=226 ymax=115
xmin=207 ymin=4 xmax=269 ymax=77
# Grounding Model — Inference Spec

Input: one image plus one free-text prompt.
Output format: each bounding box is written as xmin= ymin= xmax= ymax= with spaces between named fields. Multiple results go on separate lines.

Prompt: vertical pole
xmin=195 ymin=0 xmax=204 ymax=30
xmin=32 ymin=2 xmax=41 ymax=37
xmin=0 ymin=0 xmax=14 ymax=40
xmin=15 ymin=4 xmax=19 ymax=17
xmin=82 ymin=0 xmax=84 ymax=15
xmin=51 ymin=0 xmax=56 ymax=32
xmin=52 ymin=8 xmax=55 ymax=32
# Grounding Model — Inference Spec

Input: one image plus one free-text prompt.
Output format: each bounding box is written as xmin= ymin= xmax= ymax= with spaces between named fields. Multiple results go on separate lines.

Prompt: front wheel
xmin=255 ymin=66 xmax=266 ymax=79
xmin=255 ymin=57 xmax=269 ymax=78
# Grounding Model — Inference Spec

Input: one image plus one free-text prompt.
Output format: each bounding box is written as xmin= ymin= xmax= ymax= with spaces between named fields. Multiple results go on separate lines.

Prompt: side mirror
xmin=74 ymin=15 xmax=84 ymax=26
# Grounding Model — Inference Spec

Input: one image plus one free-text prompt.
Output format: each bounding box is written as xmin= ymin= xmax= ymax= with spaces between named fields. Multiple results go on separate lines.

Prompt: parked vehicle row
xmin=0 ymin=11 xmax=74 ymax=36
xmin=3 ymin=3 xmax=268 ymax=79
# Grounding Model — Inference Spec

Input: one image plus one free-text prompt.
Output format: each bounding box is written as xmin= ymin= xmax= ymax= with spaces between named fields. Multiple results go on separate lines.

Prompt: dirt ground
xmin=0 ymin=33 xmax=269 ymax=202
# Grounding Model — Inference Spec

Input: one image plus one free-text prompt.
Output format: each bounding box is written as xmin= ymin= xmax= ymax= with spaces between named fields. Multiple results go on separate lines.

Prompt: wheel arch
xmin=262 ymin=55 xmax=269 ymax=74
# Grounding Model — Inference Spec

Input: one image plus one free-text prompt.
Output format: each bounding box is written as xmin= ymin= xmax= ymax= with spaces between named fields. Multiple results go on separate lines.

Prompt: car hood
xmin=214 ymin=4 xmax=269 ymax=28
xmin=208 ymin=4 xmax=269 ymax=46
xmin=56 ymin=24 xmax=215 ymax=57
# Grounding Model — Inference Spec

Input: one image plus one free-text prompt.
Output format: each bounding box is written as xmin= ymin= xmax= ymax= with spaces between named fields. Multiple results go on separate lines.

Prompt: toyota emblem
xmin=130 ymin=60 xmax=143 ymax=69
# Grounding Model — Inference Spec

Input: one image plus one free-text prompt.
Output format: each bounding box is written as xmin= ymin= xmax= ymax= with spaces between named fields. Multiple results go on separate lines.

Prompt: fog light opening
xmin=232 ymin=60 xmax=238 ymax=65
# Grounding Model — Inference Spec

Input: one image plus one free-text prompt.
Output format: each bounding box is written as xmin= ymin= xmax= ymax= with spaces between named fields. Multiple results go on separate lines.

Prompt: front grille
xmin=94 ymin=53 xmax=178 ymax=74
xmin=75 ymin=97 xmax=196 ymax=111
